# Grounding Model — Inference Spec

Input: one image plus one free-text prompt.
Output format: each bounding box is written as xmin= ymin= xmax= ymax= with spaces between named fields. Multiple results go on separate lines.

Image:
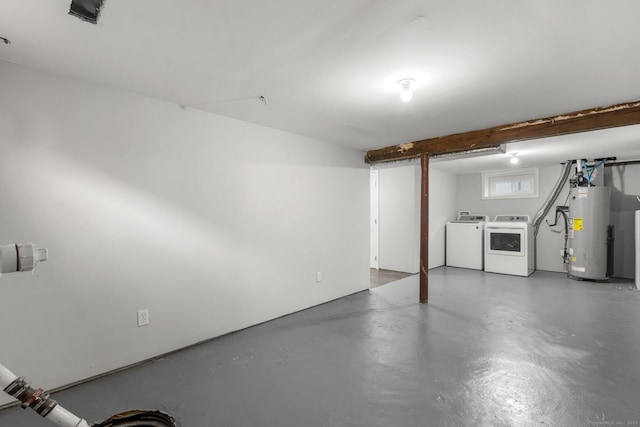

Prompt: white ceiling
xmin=1 ymin=0 xmax=640 ymax=172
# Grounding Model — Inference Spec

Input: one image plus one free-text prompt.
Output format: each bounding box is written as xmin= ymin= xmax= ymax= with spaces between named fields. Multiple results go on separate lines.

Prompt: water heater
xmin=568 ymin=186 xmax=611 ymax=280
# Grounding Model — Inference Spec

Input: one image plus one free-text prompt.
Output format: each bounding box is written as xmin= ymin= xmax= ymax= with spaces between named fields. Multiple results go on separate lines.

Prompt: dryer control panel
xmin=456 ymin=215 xmax=488 ymax=222
xmin=493 ymin=215 xmax=530 ymax=222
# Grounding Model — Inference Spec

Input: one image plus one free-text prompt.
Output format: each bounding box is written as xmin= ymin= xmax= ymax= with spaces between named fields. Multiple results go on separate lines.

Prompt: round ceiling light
xmin=397 ymin=78 xmax=415 ymax=102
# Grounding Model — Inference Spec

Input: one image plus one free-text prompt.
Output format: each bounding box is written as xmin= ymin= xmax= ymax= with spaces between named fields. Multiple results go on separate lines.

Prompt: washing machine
xmin=446 ymin=214 xmax=489 ymax=270
xmin=484 ymin=215 xmax=534 ymax=276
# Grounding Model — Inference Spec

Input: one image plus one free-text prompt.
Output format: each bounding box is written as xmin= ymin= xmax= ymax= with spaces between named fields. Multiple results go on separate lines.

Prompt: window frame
xmin=481 ymin=168 xmax=539 ymax=200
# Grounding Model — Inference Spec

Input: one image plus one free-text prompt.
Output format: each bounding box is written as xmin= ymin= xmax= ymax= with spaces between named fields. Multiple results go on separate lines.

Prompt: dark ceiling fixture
xmin=69 ymin=0 xmax=106 ymax=24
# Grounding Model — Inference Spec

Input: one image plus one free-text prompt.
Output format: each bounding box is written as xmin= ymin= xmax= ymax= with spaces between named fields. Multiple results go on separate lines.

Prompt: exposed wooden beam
xmin=419 ymin=154 xmax=429 ymax=304
xmin=365 ymin=100 xmax=640 ymax=164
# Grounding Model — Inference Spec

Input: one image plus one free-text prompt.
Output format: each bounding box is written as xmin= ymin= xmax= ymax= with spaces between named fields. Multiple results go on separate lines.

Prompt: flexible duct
xmin=533 ymin=161 xmax=573 ymax=237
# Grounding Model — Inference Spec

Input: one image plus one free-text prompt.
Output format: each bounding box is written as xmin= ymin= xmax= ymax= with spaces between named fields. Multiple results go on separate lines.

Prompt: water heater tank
xmin=568 ymin=186 xmax=611 ymax=280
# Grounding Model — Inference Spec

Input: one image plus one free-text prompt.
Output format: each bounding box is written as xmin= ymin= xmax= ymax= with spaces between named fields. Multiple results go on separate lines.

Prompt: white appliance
xmin=446 ymin=214 xmax=488 ymax=270
xmin=484 ymin=215 xmax=534 ymax=276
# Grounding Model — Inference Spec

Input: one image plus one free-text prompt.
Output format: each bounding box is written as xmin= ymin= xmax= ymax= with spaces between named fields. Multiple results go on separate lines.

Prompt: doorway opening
xmin=369 ymin=163 xmax=421 ymax=288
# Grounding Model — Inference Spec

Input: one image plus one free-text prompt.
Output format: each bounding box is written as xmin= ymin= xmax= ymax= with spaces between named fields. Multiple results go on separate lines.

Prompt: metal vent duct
xmin=69 ymin=0 xmax=105 ymax=24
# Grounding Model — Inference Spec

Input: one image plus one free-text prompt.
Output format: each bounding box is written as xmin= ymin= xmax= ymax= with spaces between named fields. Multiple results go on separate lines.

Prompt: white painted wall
xmin=456 ymin=164 xmax=572 ymax=273
xmin=372 ymin=162 xmax=457 ymax=273
xmin=0 ymin=61 xmax=369 ymax=406
xmin=605 ymin=165 xmax=640 ymax=279
xmin=377 ymin=164 xmax=420 ymax=273
xmin=429 ymin=168 xmax=458 ymax=268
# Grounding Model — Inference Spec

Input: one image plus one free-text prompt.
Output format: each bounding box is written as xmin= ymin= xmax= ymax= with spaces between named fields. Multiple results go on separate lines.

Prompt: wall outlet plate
xmin=137 ymin=309 xmax=150 ymax=327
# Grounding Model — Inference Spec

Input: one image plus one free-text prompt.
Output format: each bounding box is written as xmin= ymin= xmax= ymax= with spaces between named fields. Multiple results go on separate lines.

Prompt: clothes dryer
xmin=484 ymin=215 xmax=534 ymax=276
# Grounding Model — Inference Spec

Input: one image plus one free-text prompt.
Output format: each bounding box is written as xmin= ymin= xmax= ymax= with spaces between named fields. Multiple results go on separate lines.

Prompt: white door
xmin=370 ymin=170 xmax=379 ymax=269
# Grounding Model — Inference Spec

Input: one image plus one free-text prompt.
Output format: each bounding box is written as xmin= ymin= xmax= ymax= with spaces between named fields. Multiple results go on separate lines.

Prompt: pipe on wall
xmin=1 ymin=362 xmax=90 ymax=427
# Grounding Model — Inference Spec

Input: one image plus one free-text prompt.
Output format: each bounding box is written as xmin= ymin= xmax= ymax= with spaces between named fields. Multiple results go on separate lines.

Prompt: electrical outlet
xmin=137 ymin=309 xmax=150 ymax=327
xmin=316 ymin=272 xmax=322 ymax=282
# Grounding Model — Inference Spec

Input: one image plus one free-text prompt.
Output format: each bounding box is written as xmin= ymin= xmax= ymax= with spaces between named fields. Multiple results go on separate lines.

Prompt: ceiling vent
xmin=69 ymin=0 xmax=105 ymax=24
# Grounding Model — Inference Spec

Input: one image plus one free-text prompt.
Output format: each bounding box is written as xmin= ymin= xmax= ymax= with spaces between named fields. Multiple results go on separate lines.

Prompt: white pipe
xmin=576 ymin=159 xmax=583 ymax=173
xmin=0 ymin=244 xmax=88 ymax=427
xmin=45 ymin=405 xmax=90 ymax=427
xmin=0 ymin=362 xmax=18 ymax=389
xmin=1 ymin=362 xmax=89 ymax=427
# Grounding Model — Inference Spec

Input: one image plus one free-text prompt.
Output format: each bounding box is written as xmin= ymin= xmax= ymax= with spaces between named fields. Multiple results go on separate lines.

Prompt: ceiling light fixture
xmin=510 ymin=153 xmax=519 ymax=164
xmin=397 ymin=78 xmax=415 ymax=102
xmin=430 ymin=145 xmax=506 ymax=163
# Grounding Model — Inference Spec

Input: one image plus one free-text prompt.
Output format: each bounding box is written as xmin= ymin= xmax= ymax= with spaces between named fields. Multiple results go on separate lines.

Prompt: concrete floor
xmin=370 ymin=268 xmax=415 ymax=288
xmin=1 ymin=267 xmax=639 ymax=426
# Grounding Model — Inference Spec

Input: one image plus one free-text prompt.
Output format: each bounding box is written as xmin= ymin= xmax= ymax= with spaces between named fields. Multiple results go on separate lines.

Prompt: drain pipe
xmin=1 ymin=243 xmax=89 ymax=426
xmin=2 ymin=362 xmax=175 ymax=426
xmin=1 ymin=364 xmax=90 ymax=427
xmin=2 ymin=363 xmax=175 ymax=426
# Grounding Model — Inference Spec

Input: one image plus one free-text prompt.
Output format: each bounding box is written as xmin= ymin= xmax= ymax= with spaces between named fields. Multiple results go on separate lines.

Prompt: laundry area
xmin=444 ymin=155 xmax=640 ymax=284
xmin=371 ymin=142 xmax=640 ymax=288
